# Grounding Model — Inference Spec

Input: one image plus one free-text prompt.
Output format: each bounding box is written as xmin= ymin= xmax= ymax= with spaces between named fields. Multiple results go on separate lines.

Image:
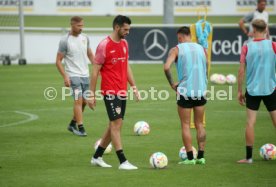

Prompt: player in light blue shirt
xmin=237 ymin=19 xmax=276 ymax=164
xmin=164 ymin=26 xmax=208 ymax=165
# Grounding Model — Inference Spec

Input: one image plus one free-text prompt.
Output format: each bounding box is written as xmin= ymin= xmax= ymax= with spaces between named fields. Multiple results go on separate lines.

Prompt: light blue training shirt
xmin=176 ymin=43 xmax=207 ymax=97
xmin=246 ymin=40 xmax=276 ymax=96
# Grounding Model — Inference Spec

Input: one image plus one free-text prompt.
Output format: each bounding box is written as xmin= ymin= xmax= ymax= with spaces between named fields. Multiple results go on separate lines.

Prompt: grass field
xmin=0 ymin=64 xmax=276 ymax=187
xmin=1 ymin=15 xmax=276 ymax=28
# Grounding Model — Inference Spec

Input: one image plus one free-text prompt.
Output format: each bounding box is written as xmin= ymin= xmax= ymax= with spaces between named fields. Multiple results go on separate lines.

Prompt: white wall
xmin=0 ymin=32 xmax=106 ymax=64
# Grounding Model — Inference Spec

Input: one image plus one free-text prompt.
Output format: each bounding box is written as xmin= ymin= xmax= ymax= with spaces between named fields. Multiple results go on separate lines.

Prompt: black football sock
xmin=116 ymin=150 xmax=127 ymax=164
xmin=187 ymin=151 xmax=194 ymax=160
xmin=78 ymin=124 xmax=84 ymax=131
xmin=197 ymin=150 xmax=204 ymax=159
xmin=93 ymin=146 xmax=106 ymax=159
xmin=246 ymin=146 xmax=253 ymax=160
xmin=69 ymin=120 xmax=76 ymax=127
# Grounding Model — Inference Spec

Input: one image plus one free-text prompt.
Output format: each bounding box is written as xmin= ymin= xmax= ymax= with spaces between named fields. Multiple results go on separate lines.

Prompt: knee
xmin=181 ymin=122 xmax=190 ymax=130
xmin=246 ymin=119 xmax=256 ymax=127
xmin=110 ymin=119 xmax=122 ymax=131
xmin=194 ymin=122 xmax=204 ymax=129
xmin=74 ymin=98 xmax=83 ymax=105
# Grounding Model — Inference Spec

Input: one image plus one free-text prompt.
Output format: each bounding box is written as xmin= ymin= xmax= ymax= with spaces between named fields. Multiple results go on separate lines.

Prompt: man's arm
xmin=164 ymin=47 xmax=178 ymax=91
xmin=239 ymin=18 xmax=248 ymax=35
xmin=56 ymin=52 xmax=70 ymax=87
xmin=203 ymin=48 xmax=209 ymax=77
xmin=238 ymin=62 xmax=246 ymax=106
xmin=239 ymin=13 xmax=254 ymax=37
xmin=127 ymin=64 xmax=140 ymax=101
xmin=87 ymin=63 xmax=102 ymax=110
xmin=86 ymin=37 xmax=94 ymax=64
xmin=87 ymin=48 xmax=95 ymax=64
xmin=266 ymin=25 xmax=270 ymax=39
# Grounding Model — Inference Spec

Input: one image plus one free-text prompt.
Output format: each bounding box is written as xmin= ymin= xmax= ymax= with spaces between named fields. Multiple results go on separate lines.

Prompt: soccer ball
xmin=150 ymin=152 xmax=168 ymax=169
xmin=134 ymin=121 xmax=150 ymax=135
xmin=179 ymin=146 xmax=197 ymax=161
xmin=210 ymin=73 xmax=219 ymax=83
xmin=94 ymin=138 xmax=112 ymax=154
xmin=215 ymin=74 xmax=226 ymax=84
xmin=260 ymin=143 xmax=276 ymax=160
xmin=226 ymin=74 xmax=237 ymax=84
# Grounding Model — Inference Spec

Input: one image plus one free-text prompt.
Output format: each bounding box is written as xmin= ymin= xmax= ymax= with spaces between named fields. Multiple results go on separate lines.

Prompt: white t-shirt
xmin=243 ymin=10 xmax=269 ymax=34
xmin=58 ymin=33 xmax=91 ymax=77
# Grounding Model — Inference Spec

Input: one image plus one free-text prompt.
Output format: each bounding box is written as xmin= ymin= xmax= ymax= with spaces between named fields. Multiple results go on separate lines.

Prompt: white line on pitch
xmin=0 ymin=111 xmax=39 ymax=128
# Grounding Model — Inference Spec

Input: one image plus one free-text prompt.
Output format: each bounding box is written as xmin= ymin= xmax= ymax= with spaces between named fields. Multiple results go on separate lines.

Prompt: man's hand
xmin=247 ymin=32 xmax=254 ymax=38
xmin=132 ymin=86 xmax=140 ymax=102
xmin=64 ymin=75 xmax=71 ymax=87
xmin=87 ymin=97 xmax=96 ymax=110
xmin=171 ymin=82 xmax=179 ymax=92
xmin=238 ymin=91 xmax=245 ymax=106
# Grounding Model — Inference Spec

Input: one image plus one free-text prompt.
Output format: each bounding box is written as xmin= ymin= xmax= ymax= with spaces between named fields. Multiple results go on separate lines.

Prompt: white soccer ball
xmin=210 ymin=73 xmax=219 ymax=83
xmin=150 ymin=152 xmax=168 ymax=169
xmin=94 ymin=138 xmax=112 ymax=154
xmin=134 ymin=121 xmax=150 ymax=135
xmin=226 ymin=74 xmax=237 ymax=84
xmin=179 ymin=146 xmax=197 ymax=161
xmin=260 ymin=143 xmax=276 ymax=160
xmin=215 ymin=74 xmax=226 ymax=84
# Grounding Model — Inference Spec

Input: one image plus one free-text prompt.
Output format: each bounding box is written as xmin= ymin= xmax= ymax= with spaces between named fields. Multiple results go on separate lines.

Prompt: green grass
xmin=3 ymin=15 xmax=275 ymax=28
xmin=0 ymin=64 xmax=275 ymax=187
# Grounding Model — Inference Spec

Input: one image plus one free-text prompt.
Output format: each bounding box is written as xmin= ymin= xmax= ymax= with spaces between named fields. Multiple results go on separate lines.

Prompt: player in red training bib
xmin=88 ymin=15 xmax=140 ymax=170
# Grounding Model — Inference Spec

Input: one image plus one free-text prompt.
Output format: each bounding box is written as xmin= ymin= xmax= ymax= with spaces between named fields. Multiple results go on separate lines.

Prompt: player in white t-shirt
xmin=239 ymin=0 xmax=270 ymax=40
xmin=56 ymin=16 xmax=94 ymax=136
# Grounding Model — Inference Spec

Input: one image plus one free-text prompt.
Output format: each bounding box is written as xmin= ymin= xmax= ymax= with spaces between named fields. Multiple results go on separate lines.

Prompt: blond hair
xmin=70 ymin=16 xmax=83 ymax=24
xmin=252 ymin=19 xmax=267 ymax=32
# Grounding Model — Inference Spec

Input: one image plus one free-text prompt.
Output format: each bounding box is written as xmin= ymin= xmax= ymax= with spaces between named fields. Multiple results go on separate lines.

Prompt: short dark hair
xmin=177 ymin=26 xmax=191 ymax=36
xmin=112 ymin=15 xmax=131 ymax=29
xmin=257 ymin=0 xmax=266 ymax=4
xmin=252 ymin=19 xmax=267 ymax=32
xmin=71 ymin=16 xmax=83 ymax=23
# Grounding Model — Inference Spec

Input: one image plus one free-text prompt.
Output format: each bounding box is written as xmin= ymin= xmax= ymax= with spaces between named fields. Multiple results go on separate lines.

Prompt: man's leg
xmin=72 ymin=97 xmax=86 ymax=135
xmin=238 ymin=108 xmax=257 ymax=163
xmin=70 ymin=98 xmax=86 ymax=123
xmin=108 ymin=118 xmax=137 ymax=170
xmin=269 ymin=110 xmax=276 ymax=128
xmin=178 ymin=107 xmax=192 ymax=152
xmin=178 ymin=106 xmax=195 ymax=164
xmin=100 ymin=125 xmax=112 ymax=148
xmin=245 ymin=109 xmax=257 ymax=147
xmin=193 ymin=105 xmax=206 ymax=163
xmin=91 ymin=125 xmax=112 ymax=168
xmin=68 ymin=97 xmax=84 ymax=135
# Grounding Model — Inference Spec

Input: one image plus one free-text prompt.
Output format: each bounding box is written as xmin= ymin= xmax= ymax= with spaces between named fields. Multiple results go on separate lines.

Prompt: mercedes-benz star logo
xmin=143 ymin=29 xmax=169 ymax=60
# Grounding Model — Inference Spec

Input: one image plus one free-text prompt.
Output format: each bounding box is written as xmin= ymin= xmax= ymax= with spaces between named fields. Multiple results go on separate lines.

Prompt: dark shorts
xmin=104 ymin=95 xmax=126 ymax=121
xmin=177 ymin=95 xmax=207 ymax=108
xmin=245 ymin=90 xmax=276 ymax=112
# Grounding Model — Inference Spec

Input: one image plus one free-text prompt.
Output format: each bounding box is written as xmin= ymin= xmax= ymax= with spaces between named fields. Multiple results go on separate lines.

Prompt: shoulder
xmin=272 ymin=41 xmax=276 ymax=53
xmin=59 ymin=34 xmax=70 ymax=47
xmin=60 ymin=34 xmax=69 ymax=42
xmin=241 ymin=45 xmax=248 ymax=55
xmin=97 ymin=37 xmax=110 ymax=48
xmin=245 ymin=11 xmax=254 ymax=17
xmin=80 ymin=33 xmax=89 ymax=40
xmin=121 ymin=39 xmax=128 ymax=46
xmin=169 ymin=46 xmax=178 ymax=55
